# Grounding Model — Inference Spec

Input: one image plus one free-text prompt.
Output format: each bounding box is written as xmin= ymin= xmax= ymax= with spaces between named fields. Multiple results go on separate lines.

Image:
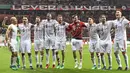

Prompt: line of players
xmin=3 ymin=10 xmax=129 ymax=70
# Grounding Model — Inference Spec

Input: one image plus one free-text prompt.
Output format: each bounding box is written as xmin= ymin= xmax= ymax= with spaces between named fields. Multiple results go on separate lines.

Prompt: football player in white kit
xmin=113 ymin=11 xmax=129 ymax=70
xmin=34 ymin=16 xmax=44 ymax=68
xmin=18 ymin=16 xmax=33 ymax=69
xmin=2 ymin=17 xmax=20 ymax=68
xmin=87 ymin=17 xmax=101 ymax=70
xmin=6 ymin=17 xmax=18 ymax=70
xmin=98 ymin=15 xmax=114 ymax=70
xmin=41 ymin=13 xmax=58 ymax=69
xmin=55 ymin=15 xmax=69 ymax=69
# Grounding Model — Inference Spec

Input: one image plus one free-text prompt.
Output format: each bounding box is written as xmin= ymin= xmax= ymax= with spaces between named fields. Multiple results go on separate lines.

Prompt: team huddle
xmin=2 ymin=10 xmax=130 ymax=71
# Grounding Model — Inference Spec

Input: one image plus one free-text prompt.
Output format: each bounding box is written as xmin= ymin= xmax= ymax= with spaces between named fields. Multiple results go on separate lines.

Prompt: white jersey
xmin=113 ymin=18 xmax=129 ymax=41
xmin=18 ymin=23 xmax=32 ymax=41
xmin=41 ymin=19 xmax=58 ymax=39
xmin=34 ymin=23 xmax=44 ymax=41
xmin=9 ymin=24 xmax=17 ymax=40
xmin=55 ymin=22 xmax=69 ymax=42
xmin=86 ymin=23 xmax=99 ymax=43
xmin=8 ymin=24 xmax=18 ymax=52
xmin=98 ymin=21 xmax=113 ymax=42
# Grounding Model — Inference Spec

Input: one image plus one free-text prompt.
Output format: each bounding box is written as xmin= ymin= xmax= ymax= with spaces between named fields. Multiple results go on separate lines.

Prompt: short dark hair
xmin=23 ymin=15 xmax=28 ymax=18
xmin=88 ymin=16 xmax=95 ymax=22
xmin=116 ymin=10 xmax=122 ymax=12
xmin=72 ymin=14 xmax=78 ymax=18
xmin=57 ymin=14 xmax=62 ymax=17
xmin=36 ymin=16 xmax=40 ymax=18
xmin=47 ymin=13 xmax=51 ymax=16
xmin=99 ymin=14 xmax=106 ymax=18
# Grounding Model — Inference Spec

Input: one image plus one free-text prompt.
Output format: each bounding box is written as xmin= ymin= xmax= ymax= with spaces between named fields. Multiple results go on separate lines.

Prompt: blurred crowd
xmin=1 ymin=0 xmax=130 ymax=40
xmin=0 ymin=0 xmax=127 ymax=6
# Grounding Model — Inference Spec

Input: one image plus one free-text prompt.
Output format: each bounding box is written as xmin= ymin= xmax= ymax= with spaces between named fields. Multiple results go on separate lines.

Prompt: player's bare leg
xmin=10 ymin=52 xmax=19 ymax=68
xmin=45 ymin=49 xmax=50 ymax=69
xmin=21 ymin=53 xmax=26 ymax=69
xmin=40 ymin=50 xmax=44 ymax=68
xmin=52 ymin=49 xmax=56 ymax=68
xmin=10 ymin=55 xmax=13 ymax=68
xmin=101 ymin=53 xmax=106 ymax=70
xmin=78 ymin=48 xmax=82 ymax=69
xmin=122 ymin=51 xmax=129 ymax=70
xmin=114 ymin=51 xmax=122 ymax=70
xmin=60 ymin=50 xmax=65 ymax=69
xmin=56 ymin=51 xmax=60 ymax=69
xmin=35 ymin=51 xmax=39 ymax=68
xmin=73 ymin=50 xmax=78 ymax=68
xmin=107 ymin=53 xmax=112 ymax=70
xmin=91 ymin=52 xmax=96 ymax=69
xmin=28 ymin=53 xmax=33 ymax=69
xmin=96 ymin=52 xmax=101 ymax=69
xmin=11 ymin=52 xmax=18 ymax=70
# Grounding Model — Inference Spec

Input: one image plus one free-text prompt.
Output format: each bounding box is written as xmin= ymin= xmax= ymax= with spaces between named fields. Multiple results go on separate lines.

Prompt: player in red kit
xmin=67 ymin=15 xmax=87 ymax=69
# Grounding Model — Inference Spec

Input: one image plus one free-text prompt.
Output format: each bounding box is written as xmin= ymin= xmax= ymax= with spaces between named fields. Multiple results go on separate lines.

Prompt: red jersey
xmin=67 ymin=21 xmax=86 ymax=39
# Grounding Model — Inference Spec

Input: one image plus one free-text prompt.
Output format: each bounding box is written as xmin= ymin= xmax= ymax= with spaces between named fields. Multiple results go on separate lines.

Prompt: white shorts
xmin=55 ymin=41 xmax=66 ymax=51
xmin=34 ymin=40 xmax=44 ymax=51
xmin=10 ymin=39 xmax=18 ymax=52
xmin=114 ymin=39 xmax=127 ymax=52
xmin=71 ymin=39 xmax=83 ymax=51
xmin=45 ymin=38 xmax=55 ymax=49
xmin=89 ymin=41 xmax=100 ymax=53
xmin=100 ymin=41 xmax=112 ymax=53
xmin=20 ymin=40 xmax=31 ymax=53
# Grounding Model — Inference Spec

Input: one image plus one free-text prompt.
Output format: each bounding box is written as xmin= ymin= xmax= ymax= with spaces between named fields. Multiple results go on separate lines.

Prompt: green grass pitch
xmin=0 ymin=44 xmax=130 ymax=73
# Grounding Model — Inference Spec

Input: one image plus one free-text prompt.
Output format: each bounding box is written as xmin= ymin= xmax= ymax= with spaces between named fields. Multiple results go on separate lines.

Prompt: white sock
xmin=91 ymin=57 xmax=96 ymax=66
xmin=10 ymin=56 xmax=13 ymax=66
xmin=115 ymin=53 xmax=122 ymax=67
xmin=108 ymin=54 xmax=112 ymax=67
xmin=22 ymin=55 xmax=26 ymax=67
xmin=12 ymin=56 xmax=17 ymax=66
xmin=123 ymin=53 xmax=129 ymax=68
xmin=52 ymin=51 xmax=56 ymax=65
xmin=29 ymin=55 xmax=32 ymax=66
xmin=75 ymin=58 xmax=78 ymax=63
xmin=79 ymin=59 xmax=82 ymax=66
xmin=46 ymin=52 xmax=49 ymax=64
xmin=35 ymin=54 xmax=39 ymax=65
xmin=80 ymin=59 xmax=82 ymax=65
xmin=101 ymin=55 xmax=106 ymax=66
xmin=40 ymin=55 xmax=43 ymax=65
xmin=97 ymin=55 xmax=101 ymax=67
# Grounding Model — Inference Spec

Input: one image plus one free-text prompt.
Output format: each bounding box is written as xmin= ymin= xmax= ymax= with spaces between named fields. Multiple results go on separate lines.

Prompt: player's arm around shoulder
xmin=53 ymin=19 xmax=59 ymax=27
xmin=66 ymin=23 xmax=73 ymax=32
xmin=96 ymin=23 xmax=101 ymax=33
xmin=40 ymin=19 xmax=46 ymax=28
xmin=84 ymin=22 xmax=89 ymax=28
xmin=107 ymin=20 xmax=115 ymax=28
xmin=64 ymin=22 xmax=70 ymax=28
xmin=107 ymin=20 xmax=116 ymax=34
xmin=29 ymin=23 xmax=35 ymax=29
xmin=123 ymin=18 xmax=130 ymax=28
xmin=79 ymin=21 xmax=87 ymax=27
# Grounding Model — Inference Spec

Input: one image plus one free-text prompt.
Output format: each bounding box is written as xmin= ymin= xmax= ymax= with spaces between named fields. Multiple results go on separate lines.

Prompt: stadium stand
xmin=0 ymin=0 xmax=130 ymax=42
